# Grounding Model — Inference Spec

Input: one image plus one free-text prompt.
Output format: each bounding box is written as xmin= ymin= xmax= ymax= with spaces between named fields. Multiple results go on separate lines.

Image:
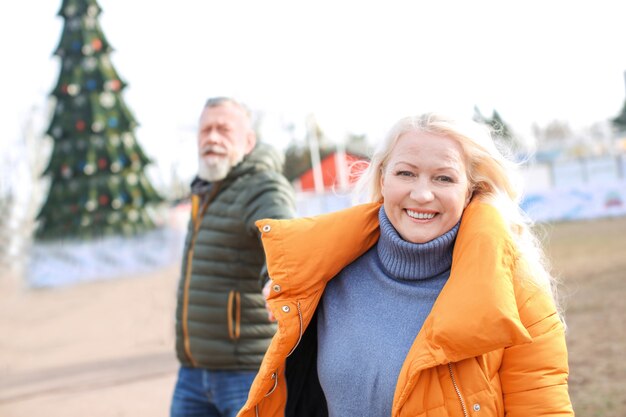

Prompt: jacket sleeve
xmin=243 ymin=171 xmax=296 ymax=288
xmin=499 ymin=287 xmax=574 ymax=416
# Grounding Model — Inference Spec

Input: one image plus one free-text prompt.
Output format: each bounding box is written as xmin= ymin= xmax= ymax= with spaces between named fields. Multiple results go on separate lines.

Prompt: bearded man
xmin=170 ymin=97 xmax=296 ymax=417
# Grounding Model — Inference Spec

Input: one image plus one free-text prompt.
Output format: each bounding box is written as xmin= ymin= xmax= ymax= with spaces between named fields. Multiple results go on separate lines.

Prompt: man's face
xmin=197 ymin=102 xmax=256 ymax=181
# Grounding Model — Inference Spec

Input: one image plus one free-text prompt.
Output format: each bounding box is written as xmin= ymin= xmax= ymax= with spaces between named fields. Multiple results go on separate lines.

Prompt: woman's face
xmin=381 ymin=130 xmax=471 ymax=243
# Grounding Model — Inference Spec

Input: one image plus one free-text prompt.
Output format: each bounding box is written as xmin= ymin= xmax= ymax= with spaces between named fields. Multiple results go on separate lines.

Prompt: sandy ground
xmin=0 ymin=263 xmax=181 ymax=417
xmin=1 ymin=214 xmax=625 ymax=417
xmin=541 ymin=217 xmax=626 ymax=417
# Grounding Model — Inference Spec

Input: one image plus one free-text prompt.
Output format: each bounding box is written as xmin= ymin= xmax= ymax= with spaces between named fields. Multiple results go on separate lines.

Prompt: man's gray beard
xmin=197 ymin=151 xmax=246 ymax=182
xmin=197 ymin=157 xmax=230 ymax=182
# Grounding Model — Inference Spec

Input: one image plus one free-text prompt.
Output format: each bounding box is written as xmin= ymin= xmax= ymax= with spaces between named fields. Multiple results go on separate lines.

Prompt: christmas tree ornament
xmin=128 ymin=210 xmax=139 ymax=221
xmin=91 ymin=38 xmax=102 ymax=51
xmin=99 ymin=92 xmax=115 ymax=108
xmin=98 ymin=194 xmax=109 ymax=205
xmin=111 ymin=198 xmax=122 ymax=209
xmin=86 ymin=79 xmax=97 ymax=91
xmin=92 ymin=120 xmax=104 ymax=132
xmin=67 ymin=84 xmax=80 ymax=96
xmin=87 ymin=4 xmax=98 ymax=17
xmin=83 ymin=163 xmax=95 ymax=175
xmin=65 ymin=4 xmax=77 ymax=17
xmin=61 ymin=164 xmax=72 ymax=178
xmin=85 ymin=16 xmax=96 ymax=29
xmin=85 ymin=200 xmax=97 ymax=212
xmin=105 ymin=79 xmax=121 ymax=91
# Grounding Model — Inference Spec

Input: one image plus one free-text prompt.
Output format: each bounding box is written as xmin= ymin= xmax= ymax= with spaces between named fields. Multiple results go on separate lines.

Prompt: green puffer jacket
xmin=174 ymin=143 xmax=296 ymax=370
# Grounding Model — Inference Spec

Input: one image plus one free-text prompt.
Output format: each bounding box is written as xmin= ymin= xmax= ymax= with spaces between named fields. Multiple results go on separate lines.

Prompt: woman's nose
xmin=410 ymin=181 xmax=434 ymax=202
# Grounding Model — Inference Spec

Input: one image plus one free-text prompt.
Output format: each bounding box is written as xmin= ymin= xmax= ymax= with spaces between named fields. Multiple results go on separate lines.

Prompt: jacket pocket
xmin=227 ymin=290 xmax=241 ymax=340
xmin=444 ymin=359 xmax=501 ymax=417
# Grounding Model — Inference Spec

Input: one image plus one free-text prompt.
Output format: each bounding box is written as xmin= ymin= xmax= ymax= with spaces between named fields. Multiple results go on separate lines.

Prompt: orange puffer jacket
xmin=238 ymin=201 xmax=573 ymax=417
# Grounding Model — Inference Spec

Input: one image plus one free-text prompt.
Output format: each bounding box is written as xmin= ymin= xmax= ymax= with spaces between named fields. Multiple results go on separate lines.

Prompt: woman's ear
xmin=465 ymin=188 xmax=473 ymax=208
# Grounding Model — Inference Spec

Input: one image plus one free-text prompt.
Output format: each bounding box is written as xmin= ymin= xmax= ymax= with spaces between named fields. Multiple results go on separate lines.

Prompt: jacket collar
xmin=257 ymin=200 xmax=531 ymax=364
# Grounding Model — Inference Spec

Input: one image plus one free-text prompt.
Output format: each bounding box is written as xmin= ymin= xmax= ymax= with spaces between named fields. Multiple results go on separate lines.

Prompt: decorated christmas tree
xmin=36 ymin=0 xmax=162 ymax=240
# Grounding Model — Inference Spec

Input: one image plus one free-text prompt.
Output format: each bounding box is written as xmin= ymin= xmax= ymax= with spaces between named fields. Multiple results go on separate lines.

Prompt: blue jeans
xmin=170 ymin=366 xmax=257 ymax=417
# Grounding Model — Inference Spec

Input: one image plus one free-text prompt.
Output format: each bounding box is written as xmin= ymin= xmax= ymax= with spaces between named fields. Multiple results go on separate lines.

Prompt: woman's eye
xmin=396 ymin=170 xmax=414 ymax=177
xmin=436 ymin=175 xmax=454 ymax=183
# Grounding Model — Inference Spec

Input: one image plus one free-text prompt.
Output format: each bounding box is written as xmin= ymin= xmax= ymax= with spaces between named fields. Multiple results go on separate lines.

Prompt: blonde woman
xmin=239 ymin=113 xmax=573 ymax=417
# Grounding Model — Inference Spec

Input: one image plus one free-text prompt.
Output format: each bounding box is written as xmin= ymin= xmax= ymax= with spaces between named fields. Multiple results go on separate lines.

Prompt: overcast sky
xmin=2 ymin=0 xmax=626 ymax=183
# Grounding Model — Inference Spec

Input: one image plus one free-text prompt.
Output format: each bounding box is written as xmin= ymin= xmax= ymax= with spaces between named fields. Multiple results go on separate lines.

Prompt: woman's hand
xmin=262 ymin=279 xmax=276 ymax=322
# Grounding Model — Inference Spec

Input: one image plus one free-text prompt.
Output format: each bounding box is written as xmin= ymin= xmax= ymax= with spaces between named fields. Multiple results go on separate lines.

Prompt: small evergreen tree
xmin=611 ymin=102 xmax=626 ymax=132
xmin=611 ymin=70 xmax=626 ymax=132
xmin=36 ymin=0 xmax=162 ymax=240
xmin=473 ymin=106 xmax=523 ymax=154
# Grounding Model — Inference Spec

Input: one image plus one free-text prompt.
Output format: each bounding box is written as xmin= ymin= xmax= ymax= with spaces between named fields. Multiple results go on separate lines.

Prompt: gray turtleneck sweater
xmin=317 ymin=207 xmax=460 ymax=417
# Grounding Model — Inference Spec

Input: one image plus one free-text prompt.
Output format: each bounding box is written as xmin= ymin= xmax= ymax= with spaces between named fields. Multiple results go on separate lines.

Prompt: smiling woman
xmin=379 ymin=130 xmax=472 ymax=243
xmin=238 ymin=112 xmax=573 ymax=417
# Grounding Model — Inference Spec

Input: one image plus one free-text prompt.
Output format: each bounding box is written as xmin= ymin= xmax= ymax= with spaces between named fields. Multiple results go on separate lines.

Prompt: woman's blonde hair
xmin=354 ymin=113 xmax=562 ymax=316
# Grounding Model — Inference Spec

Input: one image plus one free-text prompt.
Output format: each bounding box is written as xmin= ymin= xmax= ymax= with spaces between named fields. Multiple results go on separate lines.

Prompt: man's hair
xmin=203 ymin=96 xmax=252 ymax=119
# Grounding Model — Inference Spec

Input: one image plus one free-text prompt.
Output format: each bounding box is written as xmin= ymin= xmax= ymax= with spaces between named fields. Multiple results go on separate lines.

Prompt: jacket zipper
xmin=255 ymin=301 xmax=303 ymax=416
xmin=448 ymin=363 xmax=468 ymax=417
xmin=181 ymin=203 xmax=202 ymax=366
xmin=181 ymin=184 xmax=221 ymax=366
xmin=286 ymin=302 xmax=303 ymax=357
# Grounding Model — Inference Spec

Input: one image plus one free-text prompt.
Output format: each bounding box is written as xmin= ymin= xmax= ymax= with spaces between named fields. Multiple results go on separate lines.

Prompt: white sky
xmin=2 ymin=0 xmax=626 ymax=185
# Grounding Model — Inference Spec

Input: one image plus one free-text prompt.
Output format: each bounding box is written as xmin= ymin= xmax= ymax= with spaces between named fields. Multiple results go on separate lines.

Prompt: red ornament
xmin=98 ymin=158 xmax=107 ymax=169
xmin=109 ymin=79 xmax=121 ymax=91
xmin=61 ymin=84 xmax=68 ymax=94
xmin=61 ymin=164 xmax=72 ymax=178
xmin=76 ymin=120 xmax=86 ymax=131
xmin=99 ymin=195 xmax=110 ymax=205
xmin=92 ymin=38 xmax=102 ymax=51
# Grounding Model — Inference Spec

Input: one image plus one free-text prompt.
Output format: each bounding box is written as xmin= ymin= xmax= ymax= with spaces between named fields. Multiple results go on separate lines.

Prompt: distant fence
xmin=296 ymin=154 xmax=626 ymax=223
xmin=520 ymin=154 xmax=626 ymax=222
xmin=521 ymin=154 xmax=625 ymax=192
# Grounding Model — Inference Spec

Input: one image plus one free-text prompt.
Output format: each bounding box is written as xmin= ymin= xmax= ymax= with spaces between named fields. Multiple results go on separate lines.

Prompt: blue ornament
xmin=86 ymin=79 xmax=97 ymax=90
xmin=108 ymin=117 xmax=118 ymax=128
